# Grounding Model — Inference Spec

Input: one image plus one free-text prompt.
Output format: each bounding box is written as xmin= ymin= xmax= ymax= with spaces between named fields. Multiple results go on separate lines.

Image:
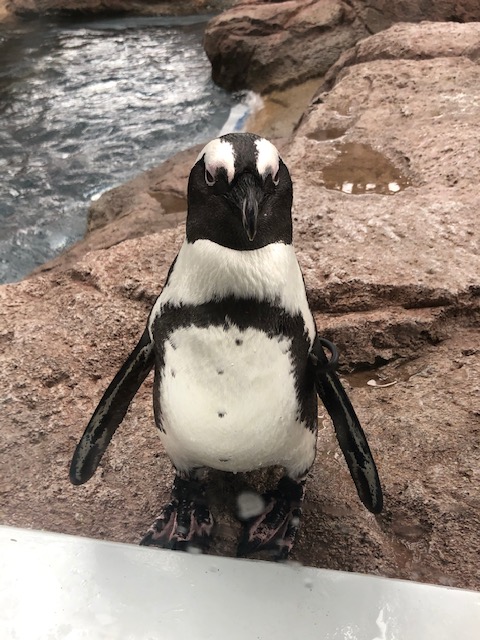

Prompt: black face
xmin=186 ymin=133 xmax=293 ymax=250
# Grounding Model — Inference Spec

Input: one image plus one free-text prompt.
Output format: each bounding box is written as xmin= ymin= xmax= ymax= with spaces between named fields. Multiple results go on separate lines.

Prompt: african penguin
xmin=70 ymin=132 xmax=382 ymax=559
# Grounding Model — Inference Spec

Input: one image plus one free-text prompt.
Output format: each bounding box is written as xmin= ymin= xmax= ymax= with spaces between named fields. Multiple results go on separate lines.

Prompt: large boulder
xmin=204 ymin=0 xmax=368 ymax=93
xmin=288 ymin=24 xmax=480 ymax=367
xmin=1 ymin=21 xmax=479 ymax=590
xmin=204 ymin=0 xmax=480 ymax=92
xmin=286 ymin=26 xmax=480 ymax=583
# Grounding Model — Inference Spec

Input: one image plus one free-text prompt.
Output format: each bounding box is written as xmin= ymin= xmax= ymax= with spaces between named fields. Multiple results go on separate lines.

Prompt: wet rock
xmin=7 ymin=1 xmax=236 ymax=18
xmin=204 ymin=0 xmax=367 ymax=93
xmin=245 ymin=78 xmax=322 ymax=140
xmin=204 ymin=1 xmax=480 ymax=93
xmin=87 ymin=143 xmax=203 ymax=233
xmin=1 ymin=20 xmax=480 ymax=591
xmin=33 ymin=144 xmax=202 ymax=276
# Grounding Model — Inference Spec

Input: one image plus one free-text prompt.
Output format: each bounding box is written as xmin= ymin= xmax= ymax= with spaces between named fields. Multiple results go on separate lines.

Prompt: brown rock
xmin=245 ymin=78 xmax=322 ymax=140
xmin=301 ymin=331 xmax=480 ymax=587
xmin=285 ymin=24 xmax=480 ymax=367
xmin=323 ymin=21 xmax=480 ymax=90
xmin=204 ymin=0 xmax=480 ymax=93
xmin=357 ymin=0 xmax=480 ymax=33
xmin=87 ymin=144 xmax=202 ymax=233
xmin=204 ymin=0 xmax=367 ymax=92
xmin=1 ymin=21 xmax=480 ymax=591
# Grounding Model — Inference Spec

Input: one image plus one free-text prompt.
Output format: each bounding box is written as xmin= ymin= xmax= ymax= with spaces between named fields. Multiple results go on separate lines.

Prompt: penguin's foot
xmin=140 ymin=476 xmax=214 ymax=552
xmin=236 ymin=476 xmax=305 ymax=561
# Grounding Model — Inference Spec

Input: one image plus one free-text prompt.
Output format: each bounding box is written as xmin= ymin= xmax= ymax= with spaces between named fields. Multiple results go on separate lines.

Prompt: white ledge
xmin=0 ymin=526 xmax=478 ymax=640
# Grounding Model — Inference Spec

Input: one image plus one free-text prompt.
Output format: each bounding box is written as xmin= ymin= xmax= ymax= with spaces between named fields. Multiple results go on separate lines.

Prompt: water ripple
xmin=0 ymin=16 xmax=234 ymax=283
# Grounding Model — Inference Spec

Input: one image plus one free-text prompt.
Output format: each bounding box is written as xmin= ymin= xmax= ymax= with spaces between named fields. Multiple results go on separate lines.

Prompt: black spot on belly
xmin=171 ymin=369 xmax=176 ymax=378
xmin=235 ymin=338 xmax=243 ymax=346
xmin=217 ymin=369 xmax=224 ymax=375
xmin=218 ymin=412 xmax=226 ymax=418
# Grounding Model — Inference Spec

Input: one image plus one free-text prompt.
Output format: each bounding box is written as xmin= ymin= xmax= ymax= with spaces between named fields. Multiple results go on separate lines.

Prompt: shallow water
xmin=0 ymin=15 xmax=237 ymax=283
xmin=321 ymin=142 xmax=411 ymax=195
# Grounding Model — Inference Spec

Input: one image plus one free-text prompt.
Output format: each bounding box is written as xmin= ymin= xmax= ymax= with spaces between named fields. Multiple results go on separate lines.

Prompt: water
xmin=0 ymin=15 xmax=242 ymax=284
xmin=321 ymin=142 xmax=411 ymax=195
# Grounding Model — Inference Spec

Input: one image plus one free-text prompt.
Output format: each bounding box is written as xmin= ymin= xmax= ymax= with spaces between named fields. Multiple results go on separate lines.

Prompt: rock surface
xmin=356 ymin=0 xmax=480 ymax=32
xmin=323 ymin=20 xmax=480 ymax=91
xmin=204 ymin=0 xmax=480 ymax=92
xmin=1 ymin=22 xmax=480 ymax=590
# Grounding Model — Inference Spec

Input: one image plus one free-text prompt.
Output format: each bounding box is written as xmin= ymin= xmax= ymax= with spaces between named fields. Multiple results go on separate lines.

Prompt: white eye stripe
xmin=197 ymin=139 xmax=236 ymax=183
xmin=196 ymin=136 xmax=281 ymax=184
xmin=255 ymin=138 xmax=280 ymax=180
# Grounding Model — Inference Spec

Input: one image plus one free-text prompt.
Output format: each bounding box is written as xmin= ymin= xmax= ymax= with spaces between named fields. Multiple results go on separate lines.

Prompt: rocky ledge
xmin=204 ymin=0 xmax=480 ymax=92
xmin=1 ymin=21 xmax=479 ymax=590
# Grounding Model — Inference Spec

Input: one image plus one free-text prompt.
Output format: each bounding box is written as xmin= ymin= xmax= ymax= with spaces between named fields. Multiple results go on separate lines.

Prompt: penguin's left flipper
xmin=69 ymin=328 xmax=155 ymax=486
xmin=311 ymin=336 xmax=383 ymax=514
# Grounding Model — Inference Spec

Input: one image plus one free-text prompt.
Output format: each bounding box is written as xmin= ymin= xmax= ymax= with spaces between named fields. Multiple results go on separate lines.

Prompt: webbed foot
xmin=140 ymin=476 xmax=213 ymax=552
xmin=236 ymin=476 xmax=305 ymax=561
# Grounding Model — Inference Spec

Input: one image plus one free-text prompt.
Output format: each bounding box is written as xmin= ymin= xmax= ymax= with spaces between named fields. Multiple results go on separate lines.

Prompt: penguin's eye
xmin=272 ymin=169 xmax=280 ymax=186
xmin=205 ymin=168 xmax=216 ymax=186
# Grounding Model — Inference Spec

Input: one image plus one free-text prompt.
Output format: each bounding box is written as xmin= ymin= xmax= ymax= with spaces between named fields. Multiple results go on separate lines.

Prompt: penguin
xmin=70 ymin=132 xmax=382 ymax=559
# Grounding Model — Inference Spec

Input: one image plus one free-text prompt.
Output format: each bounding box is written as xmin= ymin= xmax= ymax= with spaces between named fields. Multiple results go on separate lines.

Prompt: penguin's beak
xmin=242 ymin=190 xmax=258 ymax=241
xmin=227 ymin=172 xmax=262 ymax=242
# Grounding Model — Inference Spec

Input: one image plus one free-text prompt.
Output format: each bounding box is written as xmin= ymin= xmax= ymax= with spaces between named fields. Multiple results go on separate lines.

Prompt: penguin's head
xmin=186 ymin=133 xmax=293 ymax=250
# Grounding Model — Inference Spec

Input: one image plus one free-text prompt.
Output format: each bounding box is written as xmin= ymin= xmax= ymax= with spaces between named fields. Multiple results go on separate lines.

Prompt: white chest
xmin=149 ymin=239 xmax=317 ymax=475
xmin=149 ymin=240 xmax=316 ymax=344
xmin=157 ymin=323 xmax=315 ymax=475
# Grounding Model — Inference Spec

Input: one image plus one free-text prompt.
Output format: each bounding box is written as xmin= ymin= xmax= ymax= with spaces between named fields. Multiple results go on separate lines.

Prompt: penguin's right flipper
xmin=69 ymin=328 xmax=155 ymax=486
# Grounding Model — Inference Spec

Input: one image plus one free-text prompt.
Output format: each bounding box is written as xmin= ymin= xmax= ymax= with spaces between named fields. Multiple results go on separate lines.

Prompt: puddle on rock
xmin=322 ymin=142 xmax=411 ymax=195
xmin=347 ymin=359 xmax=435 ymax=389
xmin=149 ymin=191 xmax=187 ymax=214
xmin=347 ymin=370 xmax=398 ymax=389
xmin=307 ymin=127 xmax=347 ymax=141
